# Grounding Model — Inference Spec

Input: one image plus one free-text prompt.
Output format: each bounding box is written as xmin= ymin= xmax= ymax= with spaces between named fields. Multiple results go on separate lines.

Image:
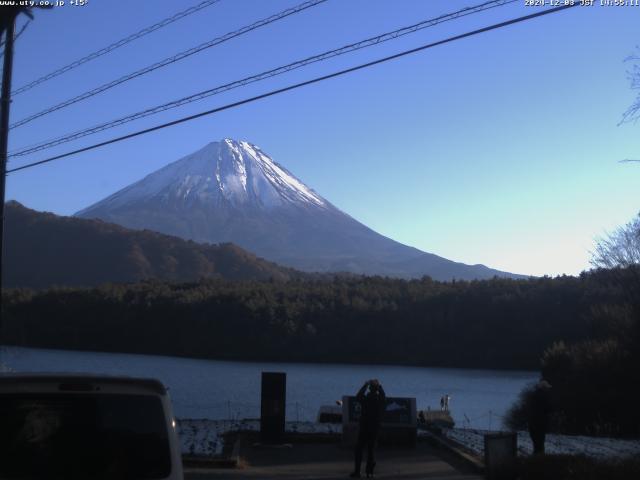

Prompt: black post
xmin=260 ymin=372 xmax=286 ymax=444
xmin=0 ymin=11 xmax=17 ymax=331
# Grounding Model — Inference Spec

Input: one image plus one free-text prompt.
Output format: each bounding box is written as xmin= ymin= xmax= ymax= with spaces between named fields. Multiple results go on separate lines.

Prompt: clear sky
xmin=4 ymin=0 xmax=639 ymax=277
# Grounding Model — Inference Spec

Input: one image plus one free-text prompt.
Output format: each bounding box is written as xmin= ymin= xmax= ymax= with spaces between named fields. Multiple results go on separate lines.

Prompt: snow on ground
xmin=177 ymin=419 xmax=230 ymax=457
xmin=177 ymin=419 xmax=342 ymax=457
xmin=438 ymin=428 xmax=640 ymax=461
xmin=177 ymin=419 xmax=640 ymax=461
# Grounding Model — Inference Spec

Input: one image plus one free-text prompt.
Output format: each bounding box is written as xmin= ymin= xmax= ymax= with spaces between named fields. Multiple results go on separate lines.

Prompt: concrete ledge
xmin=420 ymin=429 xmax=485 ymax=473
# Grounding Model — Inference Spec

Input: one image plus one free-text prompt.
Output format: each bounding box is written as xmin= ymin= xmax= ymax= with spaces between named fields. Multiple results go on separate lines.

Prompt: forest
xmin=1 ymin=267 xmax=636 ymax=370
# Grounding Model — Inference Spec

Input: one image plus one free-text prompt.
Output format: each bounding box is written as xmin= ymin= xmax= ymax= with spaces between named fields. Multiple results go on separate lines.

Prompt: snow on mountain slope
xmin=77 ymin=139 xmax=325 ymax=215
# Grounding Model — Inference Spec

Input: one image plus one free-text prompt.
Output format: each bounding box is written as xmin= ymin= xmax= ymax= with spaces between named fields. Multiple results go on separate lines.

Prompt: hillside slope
xmin=4 ymin=201 xmax=298 ymax=288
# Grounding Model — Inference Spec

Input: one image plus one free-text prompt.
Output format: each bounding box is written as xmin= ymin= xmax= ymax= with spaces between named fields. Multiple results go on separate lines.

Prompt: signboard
xmin=343 ymin=396 xmax=416 ymax=427
xmin=342 ymin=395 xmax=417 ymax=447
xmin=342 ymin=396 xmax=418 ymax=446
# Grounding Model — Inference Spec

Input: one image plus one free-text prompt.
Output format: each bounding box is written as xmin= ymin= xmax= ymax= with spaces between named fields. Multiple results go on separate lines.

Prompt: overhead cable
xmin=6 ymin=3 xmax=578 ymax=175
xmin=9 ymin=0 xmax=328 ymax=129
xmin=11 ymin=0 xmax=223 ymax=96
xmin=9 ymin=0 xmax=516 ymax=158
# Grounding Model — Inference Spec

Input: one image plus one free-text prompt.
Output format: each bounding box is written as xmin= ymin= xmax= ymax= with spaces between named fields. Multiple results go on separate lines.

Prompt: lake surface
xmin=0 ymin=346 xmax=537 ymax=430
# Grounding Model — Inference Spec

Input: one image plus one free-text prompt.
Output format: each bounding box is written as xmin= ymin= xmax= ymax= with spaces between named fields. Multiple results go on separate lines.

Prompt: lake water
xmin=0 ymin=346 xmax=537 ymax=430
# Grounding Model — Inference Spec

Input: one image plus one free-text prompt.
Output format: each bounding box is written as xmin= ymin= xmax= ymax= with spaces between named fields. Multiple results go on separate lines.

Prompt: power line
xmin=6 ymin=3 xmax=578 ymax=175
xmin=9 ymin=0 xmax=517 ymax=159
xmin=11 ymin=0 xmax=222 ymax=96
xmin=9 ymin=0 xmax=328 ymax=129
xmin=10 ymin=0 xmax=514 ymax=157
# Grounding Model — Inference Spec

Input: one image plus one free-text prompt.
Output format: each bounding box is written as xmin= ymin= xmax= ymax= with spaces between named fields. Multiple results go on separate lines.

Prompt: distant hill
xmin=76 ymin=138 xmax=526 ymax=281
xmin=3 ymin=201 xmax=298 ymax=289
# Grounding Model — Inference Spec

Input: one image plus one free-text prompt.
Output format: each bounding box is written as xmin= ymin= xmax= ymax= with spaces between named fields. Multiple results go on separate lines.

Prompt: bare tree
xmin=620 ymin=47 xmax=640 ymax=124
xmin=591 ymin=213 xmax=640 ymax=269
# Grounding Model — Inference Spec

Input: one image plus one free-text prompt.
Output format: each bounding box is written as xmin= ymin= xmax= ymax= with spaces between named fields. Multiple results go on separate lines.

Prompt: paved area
xmin=185 ymin=439 xmax=482 ymax=479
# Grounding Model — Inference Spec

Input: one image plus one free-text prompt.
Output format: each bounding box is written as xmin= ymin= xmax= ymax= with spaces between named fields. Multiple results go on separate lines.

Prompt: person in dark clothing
xmin=527 ymin=379 xmax=552 ymax=454
xmin=351 ymin=379 xmax=386 ymax=478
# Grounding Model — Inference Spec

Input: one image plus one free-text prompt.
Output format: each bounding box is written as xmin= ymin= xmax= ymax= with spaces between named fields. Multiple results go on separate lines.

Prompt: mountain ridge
xmin=3 ymin=201 xmax=300 ymax=289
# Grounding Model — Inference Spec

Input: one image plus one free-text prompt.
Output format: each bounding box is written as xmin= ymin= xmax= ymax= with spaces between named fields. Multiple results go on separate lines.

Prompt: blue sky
xmin=5 ymin=0 xmax=639 ymax=277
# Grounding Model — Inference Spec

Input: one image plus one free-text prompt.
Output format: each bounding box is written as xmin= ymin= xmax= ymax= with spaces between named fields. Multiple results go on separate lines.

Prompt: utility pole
xmin=0 ymin=6 xmax=46 ymax=341
xmin=0 ymin=10 xmax=18 ymax=302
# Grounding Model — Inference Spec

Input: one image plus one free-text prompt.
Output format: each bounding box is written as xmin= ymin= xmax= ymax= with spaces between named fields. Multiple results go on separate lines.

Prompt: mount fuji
xmin=76 ymin=139 xmax=523 ymax=280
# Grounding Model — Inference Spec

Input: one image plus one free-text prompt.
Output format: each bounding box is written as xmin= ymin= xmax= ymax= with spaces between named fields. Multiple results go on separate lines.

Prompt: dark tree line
xmin=2 ymin=268 xmax=637 ymax=373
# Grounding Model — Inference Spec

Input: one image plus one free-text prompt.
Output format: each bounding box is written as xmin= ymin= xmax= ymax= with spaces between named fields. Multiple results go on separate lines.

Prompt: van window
xmin=0 ymin=393 xmax=171 ymax=479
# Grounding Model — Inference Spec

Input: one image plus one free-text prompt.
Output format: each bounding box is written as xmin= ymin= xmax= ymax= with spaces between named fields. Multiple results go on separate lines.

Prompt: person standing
xmin=528 ymin=380 xmax=552 ymax=454
xmin=351 ymin=379 xmax=386 ymax=478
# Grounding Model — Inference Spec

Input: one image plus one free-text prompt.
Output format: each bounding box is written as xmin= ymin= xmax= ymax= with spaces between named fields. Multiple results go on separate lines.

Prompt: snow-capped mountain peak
xmin=77 ymin=139 xmax=326 ymax=214
xmin=76 ymin=138 xmax=524 ymax=281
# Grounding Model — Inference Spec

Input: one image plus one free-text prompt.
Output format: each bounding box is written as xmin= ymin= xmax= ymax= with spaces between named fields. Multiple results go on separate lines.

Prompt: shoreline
xmin=0 ymin=343 xmax=540 ymax=374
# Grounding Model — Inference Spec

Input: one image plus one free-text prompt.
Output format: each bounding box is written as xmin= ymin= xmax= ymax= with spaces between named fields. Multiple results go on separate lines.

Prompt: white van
xmin=0 ymin=374 xmax=184 ymax=480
